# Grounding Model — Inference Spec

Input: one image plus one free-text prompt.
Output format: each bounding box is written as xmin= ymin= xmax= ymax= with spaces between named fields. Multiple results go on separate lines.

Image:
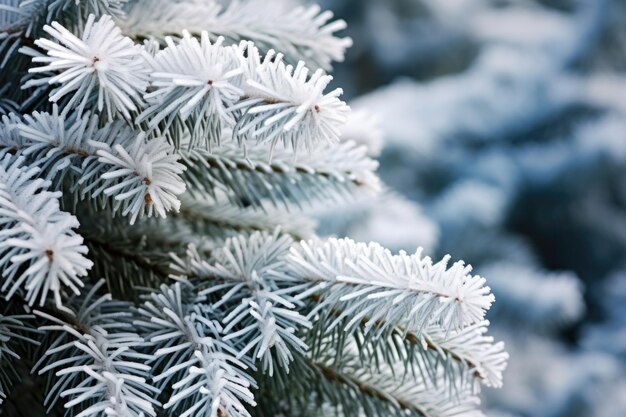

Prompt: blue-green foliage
xmin=0 ymin=1 xmax=507 ymax=417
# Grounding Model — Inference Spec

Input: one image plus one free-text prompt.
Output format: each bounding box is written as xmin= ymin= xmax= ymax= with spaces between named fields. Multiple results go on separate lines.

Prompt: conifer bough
xmin=0 ymin=1 xmax=507 ymax=416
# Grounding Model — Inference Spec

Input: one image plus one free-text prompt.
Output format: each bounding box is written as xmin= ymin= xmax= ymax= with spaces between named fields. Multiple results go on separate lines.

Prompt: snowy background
xmin=315 ymin=0 xmax=626 ymax=416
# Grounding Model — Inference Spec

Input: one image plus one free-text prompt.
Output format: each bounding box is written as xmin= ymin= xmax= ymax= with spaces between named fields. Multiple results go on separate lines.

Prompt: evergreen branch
xmin=0 ymin=313 xmax=39 ymax=404
xmin=137 ymin=32 xmax=243 ymax=148
xmin=134 ymin=283 xmax=256 ymax=417
xmin=83 ymin=234 xmax=170 ymax=279
xmin=95 ymin=132 xmax=186 ymax=224
xmin=181 ymin=139 xmax=379 ymax=209
xmin=418 ymin=322 xmax=508 ymax=389
xmin=175 ymin=194 xmax=316 ymax=241
xmin=81 ymin=232 xmax=171 ymax=297
xmin=232 ymin=41 xmax=348 ymax=152
xmin=310 ymin=356 xmax=484 ymax=417
xmin=308 ymin=301 xmax=507 ymax=389
xmin=0 ymin=154 xmax=93 ymax=308
xmin=0 ymin=114 xmax=22 ymax=151
xmin=33 ymin=281 xmax=160 ymax=417
xmin=21 ymin=13 xmax=149 ymax=119
xmin=171 ymin=231 xmax=311 ymax=375
xmin=286 ymin=238 xmax=494 ymax=337
xmin=45 ymin=0 xmax=130 ymax=21
xmin=73 ymin=204 xmax=195 ymax=298
xmin=21 ymin=16 xmax=350 ymax=152
xmin=6 ymin=108 xmax=187 ymax=224
xmin=171 ymin=230 xmax=506 ymax=392
xmin=4 ymin=107 xmax=113 ymax=191
xmin=137 ymin=32 xmax=349 ymax=151
xmin=0 ymin=85 xmax=19 ymax=116
xmin=0 ymin=0 xmax=41 ymax=69
xmin=264 ymin=345 xmax=484 ymax=417
xmin=313 ymin=361 xmax=429 ymax=417
xmin=122 ymin=0 xmax=352 ymax=70
xmin=171 ymin=231 xmax=504 ymax=390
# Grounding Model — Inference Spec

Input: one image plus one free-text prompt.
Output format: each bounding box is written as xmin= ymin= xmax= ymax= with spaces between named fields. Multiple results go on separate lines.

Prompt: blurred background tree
xmin=314 ymin=0 xmax=626 ymax=416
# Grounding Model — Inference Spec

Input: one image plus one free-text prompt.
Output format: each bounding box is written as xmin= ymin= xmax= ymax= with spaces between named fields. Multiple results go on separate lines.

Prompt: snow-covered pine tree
xmin=0 ymin=1 xmax=508 ymax=416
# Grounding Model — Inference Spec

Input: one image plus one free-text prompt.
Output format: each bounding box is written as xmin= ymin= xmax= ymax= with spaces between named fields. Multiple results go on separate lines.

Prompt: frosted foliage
xmin=96 ymin=135 xmax=187 ymax=224
xmin=288 ymin=238 xmax=495 ymax=334
xmin=0 ymin=1 xmax=509 ymax=417
xmin=0 ymin=156 xmax=92 ymax=308
xmin=122 ymin=0 xmax=352 ymax=70
xmin=24 ymin=15 xmax=149 ymax=118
